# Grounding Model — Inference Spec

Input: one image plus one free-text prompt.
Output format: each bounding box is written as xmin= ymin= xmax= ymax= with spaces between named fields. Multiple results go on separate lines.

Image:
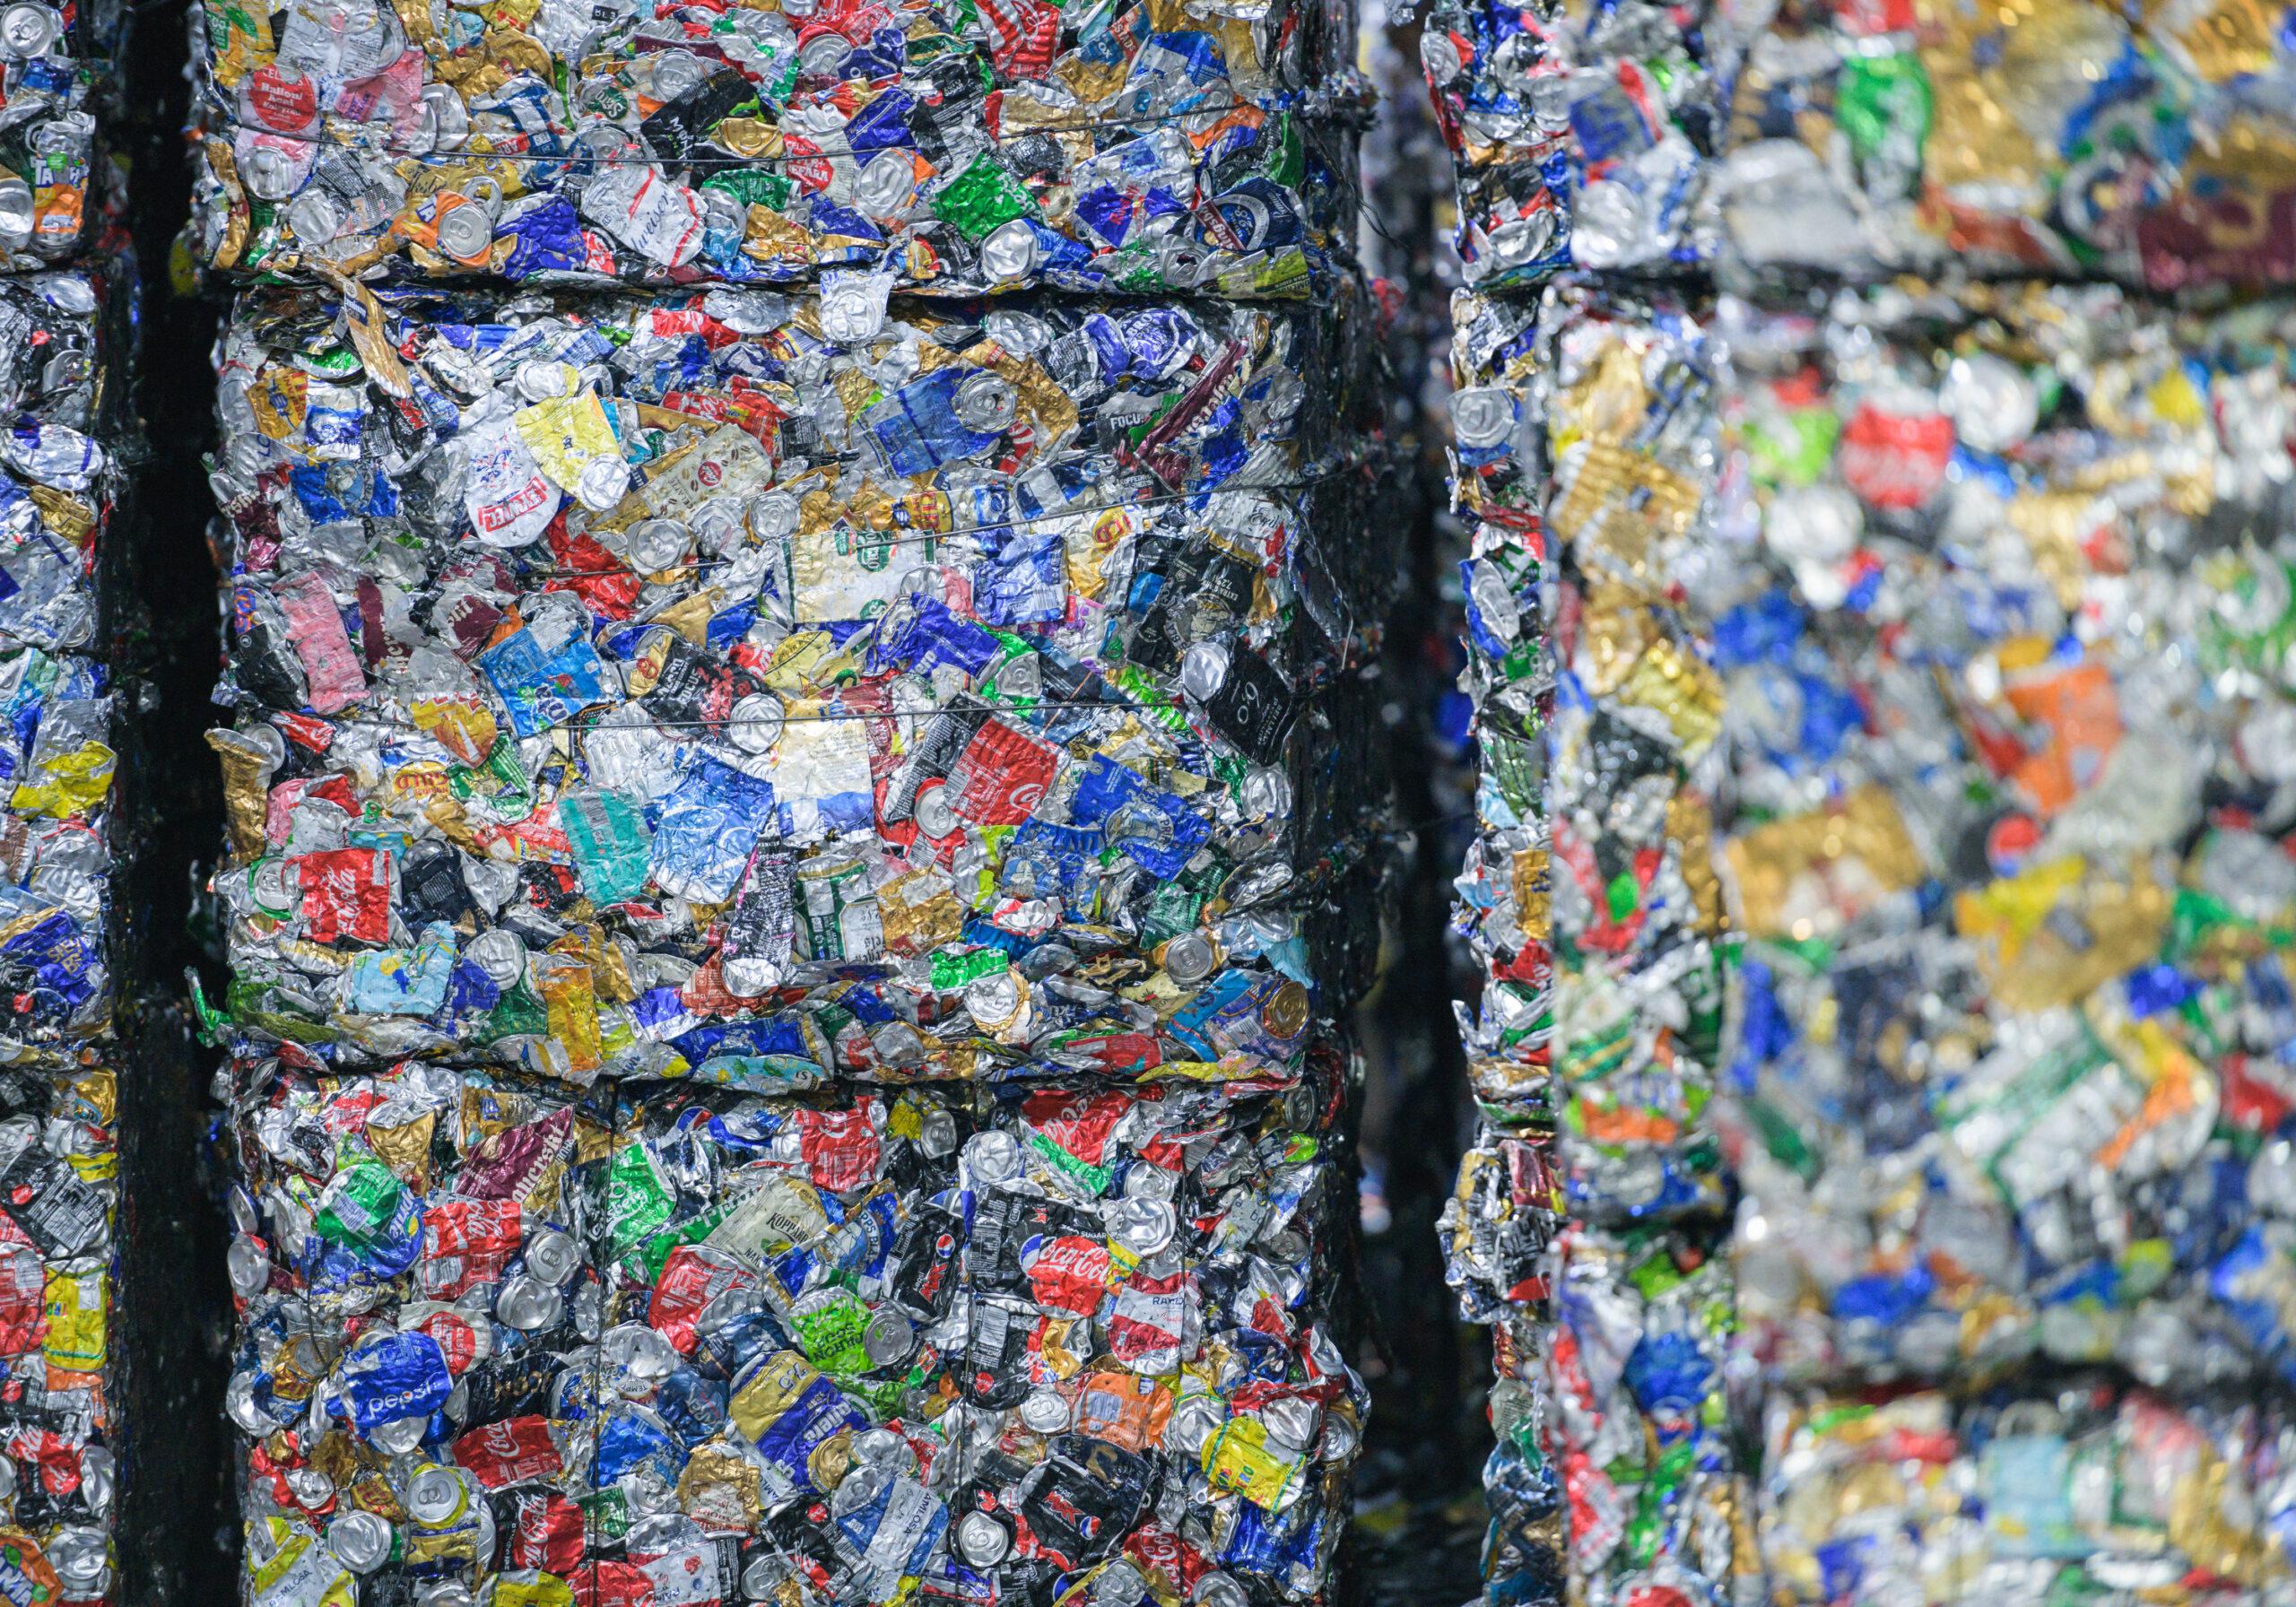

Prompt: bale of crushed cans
xmin=0 ymin=258 xmax=135 ymax=1067
xmin=201 ymin=277 xmax=1390 ymax=1077
xmin=204 ymin=246 xmax=1394 ymax=1594
xmin=1454 ymin=282 xmax=1744 ymax=1606
xmin=1436 ymin=282 xmax=1567 ymax=1603
xmin=0 ymin=232 xmax=141 ymax=1599
xmin=1424 ymin=3 xmax=2296 ymax=1603
xmin=1442 ymin=261 xmax=2296 ymax=1602
xmin=182 ymin=0 xmax=1368 ymax=297
xmin=222 ymin=1028 xmax=1366 ymax=1603
xmin=1413 ymin=0 xmax=2296 ymax=294
xmin=1708 ymin=279 xmax=2296 ymax=1399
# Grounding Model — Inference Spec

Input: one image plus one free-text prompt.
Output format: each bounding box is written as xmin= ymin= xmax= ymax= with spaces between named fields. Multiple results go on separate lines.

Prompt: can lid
xmin=954 ymin=371 xmax=1019 ymax=434
xmin=0 ymin=4 xmax=57 ymax=56
xmin=327 ymin=1509 xmax=396 ymax=1573
xmin=1162 ymin=930 xmax=1218 ymax=986
xmin=404 ymin=1464 xmax=466 ymax=1526
xmin=466 ymin=928 xmax=527 ymax=988
xmin=954 ymin=1509 xmax=1012 ymax=1567
xmin=914 ymin=781 xmax=959 ymax=839
xmin=1019 ymin=1388 xmax=1072 ymax=1432
xmin=1105 ymin=1196 xmax=1176 ymax=1255
xmin=523 ymin=1227 xmax=578 ymax=1284
xmin=496 ymin=1274 xmax=563 ymax=1333
xmin=981 ymin=218 xmax=1041 ymax=282
xmin=1179 ymin=641 xmax=1231 ymax=701
xmin=1259 ymin=977 xmax=1310 ymax=1038
xmin=1449 ymin=385 xmax=1515 ymax=449
xmin=728 ymin=691 xmax=787 ymax=754
xmin=855 ymin=150 xmax=914 ymax=215
xmin=577 ymin=455 xmax=632 ymax=511
xmin=863 ymin=1307 xmax=917 ymax=1367
xmin=436 ymin=198 xmax=493 ymax=262
xmin=627 ymin=517 xmax=692 ymax=572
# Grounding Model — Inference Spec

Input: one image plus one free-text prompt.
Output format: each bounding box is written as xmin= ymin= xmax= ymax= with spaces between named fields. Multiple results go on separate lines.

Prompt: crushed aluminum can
xmin=201 ymin=280 xmax=1395 ymax=1092
xmin=182 ymin=0 xmax=1370 ymax=298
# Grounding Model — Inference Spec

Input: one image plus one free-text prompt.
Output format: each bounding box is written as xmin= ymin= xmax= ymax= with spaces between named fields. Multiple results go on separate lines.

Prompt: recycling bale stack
xmin=0 ymin=0 xmax=144 ymax=1593
xmin=1422 ymin=0 xmax=2296 ymax=1601
xmin=188 ymin=0 xmax=1397 ymax=1594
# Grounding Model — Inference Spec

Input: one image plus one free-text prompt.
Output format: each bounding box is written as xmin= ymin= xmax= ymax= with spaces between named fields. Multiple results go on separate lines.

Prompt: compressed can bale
xmin=204 ymin=256 xmax=1390 ymax=1600
xmin=1708 ymin=282 xmax=2296 ymax=1395
xmin=185 ymin=0 xmax=1365 ymax=297
xmin=0 ymin=264 xmax=135 ymax=1066
xmin=0 ymin=1064 xmax=119 ymax=1604
xmin=223 ymin=1050 xmax=1363 ymax=1603
xmin=1707 ymin=0 xmax=2296 ymax=292
xmin=201 ymin=281 xmax=1388 ymax=1086
xmin=1423 ymin=1 xmax=2296 ymax=1602
xmin=1511 ymin=282 xmax=1727 ymax=1231
xmin=224 ymin=1053 xmax=614 ymax=1604
xmin=1442 ymin=281 xmax=1742 ymax=1603
xmin=0 ymin=248 xmax=138 ymax=1605
xmin=1436 ymin=284 xmax=1568 ymax=1602
xmin=1414 ymin=0 xmax=1720 ymax=288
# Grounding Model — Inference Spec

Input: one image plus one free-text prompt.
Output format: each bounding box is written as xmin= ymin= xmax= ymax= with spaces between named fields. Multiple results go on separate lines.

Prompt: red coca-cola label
xmin=421 ymin=1199 xmax=522 ymax=1299
xmin=947 ymin=720 xmax=1057 ymax=825
xmin=1021 ymin=1088 xmax=1126 ymax=1167
xmin=423 ymin=1198 xmax=521 ymax=1262
xmin=651 ymin=1246 xmax=756 ymax=1356
xmin=407 ymin=1307 xmax=486 ymax=1375
xmin=1025 ymin=1235 xmax=1112 ymax=1316
xmin=453 ymin=1414 xmax=563 ymax=1490
xmin=292 ymin=847 xmax=391 ymax=944
xmin=508 ymin=1490 xmax=585 ymax=1575
xmin=1837 ymin=403 xmax=1955 ymax=509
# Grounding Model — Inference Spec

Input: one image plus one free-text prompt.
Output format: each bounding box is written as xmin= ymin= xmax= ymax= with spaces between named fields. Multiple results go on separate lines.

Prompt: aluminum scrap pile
xmin=185 ymin=0 xmax=1367 ymax=296
xmin=200 ymin=0 xmax=1396 ymax=1584
xmin=0 ymin=0 xmax=142 ymax=1582
xmin=1422 ymin=1 xmax=2296 ymax=1604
